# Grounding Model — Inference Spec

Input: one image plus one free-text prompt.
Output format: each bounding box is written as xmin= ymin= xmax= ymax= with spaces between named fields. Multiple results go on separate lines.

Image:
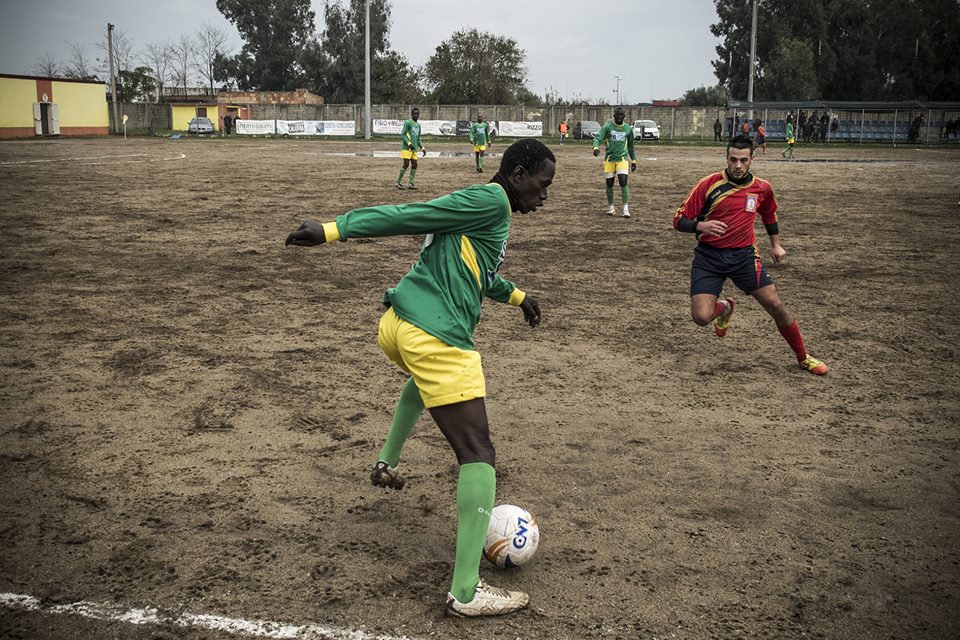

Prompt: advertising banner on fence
xmin=235 ymin=119 xmax=276 ymax=135
xmin=277 ymin=120 xmax=356 ymax=136
xmin=496 ymin=121 xmax=542 ymax=137
xmin=372 ymin=119 xmax=458 ymax=136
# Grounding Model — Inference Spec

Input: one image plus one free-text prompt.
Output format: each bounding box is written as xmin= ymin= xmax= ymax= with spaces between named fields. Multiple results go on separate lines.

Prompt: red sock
xmin=777 ymin=320 xmax=807 ymax=362
xmin=714 ymin=300 xmax=728 ymax=319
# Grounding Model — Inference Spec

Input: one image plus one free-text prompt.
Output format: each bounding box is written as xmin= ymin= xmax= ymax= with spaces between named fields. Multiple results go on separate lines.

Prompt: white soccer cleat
xmin=606 ymin=205 xmax=616 ymax=215
xmin=622 ymin=204 xmax=631 ymax=218
xmin=445 ymin=579 xmax=529 ymax=618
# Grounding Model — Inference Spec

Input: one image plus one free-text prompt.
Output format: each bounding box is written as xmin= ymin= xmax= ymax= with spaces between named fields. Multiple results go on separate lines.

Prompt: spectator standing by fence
xmin=714 ymin=118 xmax=723 ymax=142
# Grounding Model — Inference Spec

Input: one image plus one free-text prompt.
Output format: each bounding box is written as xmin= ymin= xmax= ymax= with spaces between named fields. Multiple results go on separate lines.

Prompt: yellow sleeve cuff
xmin=508 ymin=288 xmax=526 ymax=306
xmin=322 ymin=221 xmax=341 ymax=243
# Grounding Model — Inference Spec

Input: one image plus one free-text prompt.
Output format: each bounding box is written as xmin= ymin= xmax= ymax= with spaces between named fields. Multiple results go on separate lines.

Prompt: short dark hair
xmin=727 ymin=134 xmax=754 ymax=154
xmin=499 ymin=139 xmax=556 ymax=176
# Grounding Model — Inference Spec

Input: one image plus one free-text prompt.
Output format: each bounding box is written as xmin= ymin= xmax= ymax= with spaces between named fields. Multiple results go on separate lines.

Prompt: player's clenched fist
xmin=285 ymin=219 xmax=326 ymax=246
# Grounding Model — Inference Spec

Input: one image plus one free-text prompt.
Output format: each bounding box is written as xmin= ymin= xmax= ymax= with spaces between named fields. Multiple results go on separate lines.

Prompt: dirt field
xmin=1 ymin=136 xmax=958 ymax=640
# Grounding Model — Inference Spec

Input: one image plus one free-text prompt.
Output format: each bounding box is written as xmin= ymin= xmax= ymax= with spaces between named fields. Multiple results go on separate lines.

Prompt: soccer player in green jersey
xmin=592 ymin=107 xmax=637 ymax=217
xmin=286 ymin=139 xmax=557 ymax=618
xmin=397 ymin=107 xmax=426 ymax=189
xmin=469 ymin=113 xmax=492 ymax=173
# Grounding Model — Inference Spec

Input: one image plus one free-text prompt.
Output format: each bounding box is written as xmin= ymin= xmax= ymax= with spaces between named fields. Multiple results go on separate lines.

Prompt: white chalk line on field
xmin=0 ymin=592 xmax=419 ymax=640
xmin=1 ymin=152 xmax=186 ymax=166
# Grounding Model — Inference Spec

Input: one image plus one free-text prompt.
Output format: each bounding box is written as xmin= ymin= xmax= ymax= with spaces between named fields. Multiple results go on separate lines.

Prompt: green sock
xmin=450 ymin=462 xmax=496 ymax=604
xmin=479 ymin=155 xmax=484 ymax=170
xmin=397 ymin=167 xmax=406 ymax=183
xmin=409 ymin=167 xmax=417 ymax=185
xmin=621 ymin=184 xmax=629 ymax=203
xmin=376 ymin=377 xmax=424 ymax=467
xmin=605 ymin=185 xmax=614 ymax=205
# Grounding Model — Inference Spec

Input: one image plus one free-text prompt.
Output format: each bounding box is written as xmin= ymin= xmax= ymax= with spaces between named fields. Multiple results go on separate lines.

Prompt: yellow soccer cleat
xmin=714 ymin=298 xmax=736 ymax=337
xmin=799 ymin=354 xmax=829 ymax=375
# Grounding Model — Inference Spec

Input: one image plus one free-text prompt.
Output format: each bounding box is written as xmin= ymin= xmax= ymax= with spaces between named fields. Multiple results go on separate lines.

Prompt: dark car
xmin=187 ymin=117 xmax=214 ymax=134
xmin=573 ymin=120 xmax=601 ymax=140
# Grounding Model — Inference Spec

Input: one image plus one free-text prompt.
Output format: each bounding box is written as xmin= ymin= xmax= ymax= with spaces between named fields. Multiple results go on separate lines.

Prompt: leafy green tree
xmin=302 ymin=0 xmax=420 ymax=103
xmin=761 ymin=37 xmax=818 ymax=100
xmin=423 ymin=29 xmax=533 ymax=104
xmin=679 ymin=84 xmax=729 ymax=106
xmin=711 ymin=0 xmax=960 ymax=101
xmin=216 ymin=0 xmax=315 ymax=90
xmin=117 ymin=66 xmax=158 ymax=102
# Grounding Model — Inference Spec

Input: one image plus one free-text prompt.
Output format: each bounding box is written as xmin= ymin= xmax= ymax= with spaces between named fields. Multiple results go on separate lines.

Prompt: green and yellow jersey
xmin=469 ymin=122 xmax=491 ymax=146
xmin=401 ymin=118 xmax=424 ymax=152
xmin=320 ymin=183 xmax=524 ymax=350
xmin=593 ymin=121 xmax=636 ymax=162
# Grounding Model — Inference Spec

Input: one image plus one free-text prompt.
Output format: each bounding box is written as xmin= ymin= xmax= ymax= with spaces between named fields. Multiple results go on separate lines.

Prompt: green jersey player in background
xmin=469 ymin=114 xmax=492 ymax=173
xmin=592 ymin=107 xmax=637 ymax=217
xmin=397 ymin=107 xmax=426 ymax=190
xmin=286 ymin=139 xmax=557 ymax=618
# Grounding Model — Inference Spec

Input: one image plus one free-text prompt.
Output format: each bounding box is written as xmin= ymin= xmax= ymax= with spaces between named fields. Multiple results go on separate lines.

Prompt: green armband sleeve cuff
xmin=322 ymin=221 xmax=341 ymax=243
xmin=508 ymin=288 xmax=526 ymax=306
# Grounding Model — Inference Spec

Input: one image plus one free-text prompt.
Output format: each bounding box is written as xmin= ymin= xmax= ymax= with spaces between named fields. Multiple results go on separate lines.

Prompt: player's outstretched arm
xmin=285 ymin=220 xmax=327 ymax=246
xmin=520 ymin=295 xmax=541 ymax=328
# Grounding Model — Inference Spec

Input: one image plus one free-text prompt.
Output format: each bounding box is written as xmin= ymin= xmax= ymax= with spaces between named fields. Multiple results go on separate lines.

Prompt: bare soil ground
xmin=1 ymin=136 xmax=959 ymax=640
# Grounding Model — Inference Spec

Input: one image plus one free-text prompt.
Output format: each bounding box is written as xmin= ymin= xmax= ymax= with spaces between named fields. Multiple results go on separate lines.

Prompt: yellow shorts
xmin=400 ymin=149 xmax=420 ymax=160
xmin=473 ymin=144 xmax=486 ymax=153
xmin=603 ymin=159 xmax=630 ymax=177
xmin=377 ymin=307 xmax=485 ymax=408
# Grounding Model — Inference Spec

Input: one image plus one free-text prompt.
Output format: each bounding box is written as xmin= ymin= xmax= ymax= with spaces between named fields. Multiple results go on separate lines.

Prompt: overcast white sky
xmin=0 ymin=0 xmax=721 ymax=103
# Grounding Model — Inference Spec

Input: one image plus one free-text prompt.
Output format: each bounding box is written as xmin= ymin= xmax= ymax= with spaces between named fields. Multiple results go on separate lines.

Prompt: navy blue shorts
xmin=690 ymin=243 xmax=774 ymax=296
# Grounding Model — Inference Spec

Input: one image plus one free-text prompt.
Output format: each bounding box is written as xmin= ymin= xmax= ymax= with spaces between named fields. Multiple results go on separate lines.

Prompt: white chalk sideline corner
xmin=0 ymin=592 xmax=418 ymax=640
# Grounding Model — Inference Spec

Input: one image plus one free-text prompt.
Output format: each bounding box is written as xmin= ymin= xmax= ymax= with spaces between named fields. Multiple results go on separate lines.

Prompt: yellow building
xmin=170 ymin=102 xmax=221 ymax=131
xmin=0 ymin=74 xmax=109 ymax=138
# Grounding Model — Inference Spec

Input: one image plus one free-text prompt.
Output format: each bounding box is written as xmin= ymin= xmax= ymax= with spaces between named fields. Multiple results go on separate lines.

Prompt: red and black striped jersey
xmin=674 ymin=171 xmax=779 ymax=249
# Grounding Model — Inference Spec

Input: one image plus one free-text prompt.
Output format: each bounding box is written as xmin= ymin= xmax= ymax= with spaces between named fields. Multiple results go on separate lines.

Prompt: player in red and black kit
xmin=673 ymin=134 xmax=828 ymax=375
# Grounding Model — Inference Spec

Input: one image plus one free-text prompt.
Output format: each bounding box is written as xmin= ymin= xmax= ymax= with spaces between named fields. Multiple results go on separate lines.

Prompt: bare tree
xmin=193 ymin=24 xmax=228 ymax=94
xmin=31 ymin=52 xmax=62 ymax=78
xmin=143 ymin=40 xmax=174 ymax=100
xmin=97 ymin=27 xmax=135 ymax=78
xmin=64 ymin=41 xmax=96 ymax=80
xmin=170 ymin=33 xmax=194 ymax=95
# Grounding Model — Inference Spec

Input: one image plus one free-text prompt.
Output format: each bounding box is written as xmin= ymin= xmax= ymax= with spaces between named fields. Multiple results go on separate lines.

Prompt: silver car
xmin=187 ymin=117 xmax=214 ymax=134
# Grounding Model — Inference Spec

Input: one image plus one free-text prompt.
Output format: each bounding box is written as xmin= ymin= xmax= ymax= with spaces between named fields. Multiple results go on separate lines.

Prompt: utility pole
xmin=363 ymin=0 xmax=371 ymax=139
xmin=108 ymin=23 xmax=119 ymax=134
xmin=614 ymin=75 xmax=622 ymax=105
xmin=747 ymin=0 xmax=758 ymax=121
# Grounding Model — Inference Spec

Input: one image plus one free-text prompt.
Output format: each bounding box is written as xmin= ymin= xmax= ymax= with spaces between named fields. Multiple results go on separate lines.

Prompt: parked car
xmin=187 ymin=117 xmax=214 ymax=134
xmin=633 ymin=119 xmax=660 ymax=141
xmin=573 ymin=120 xmax=601 ymax=140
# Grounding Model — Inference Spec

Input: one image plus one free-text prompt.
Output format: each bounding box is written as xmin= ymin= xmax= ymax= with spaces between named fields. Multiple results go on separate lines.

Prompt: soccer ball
xmin=483 ymin=504 xmax=540 ymax=568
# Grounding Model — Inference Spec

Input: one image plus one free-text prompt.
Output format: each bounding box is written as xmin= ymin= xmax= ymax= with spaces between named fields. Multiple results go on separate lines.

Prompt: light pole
xmin=614 ymin=75 xmax=622 ymax=105
xmin=364 ymin=0 xmax=371 ymax=140
xmin=747 ymin=0 xmax=758 ymax=121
